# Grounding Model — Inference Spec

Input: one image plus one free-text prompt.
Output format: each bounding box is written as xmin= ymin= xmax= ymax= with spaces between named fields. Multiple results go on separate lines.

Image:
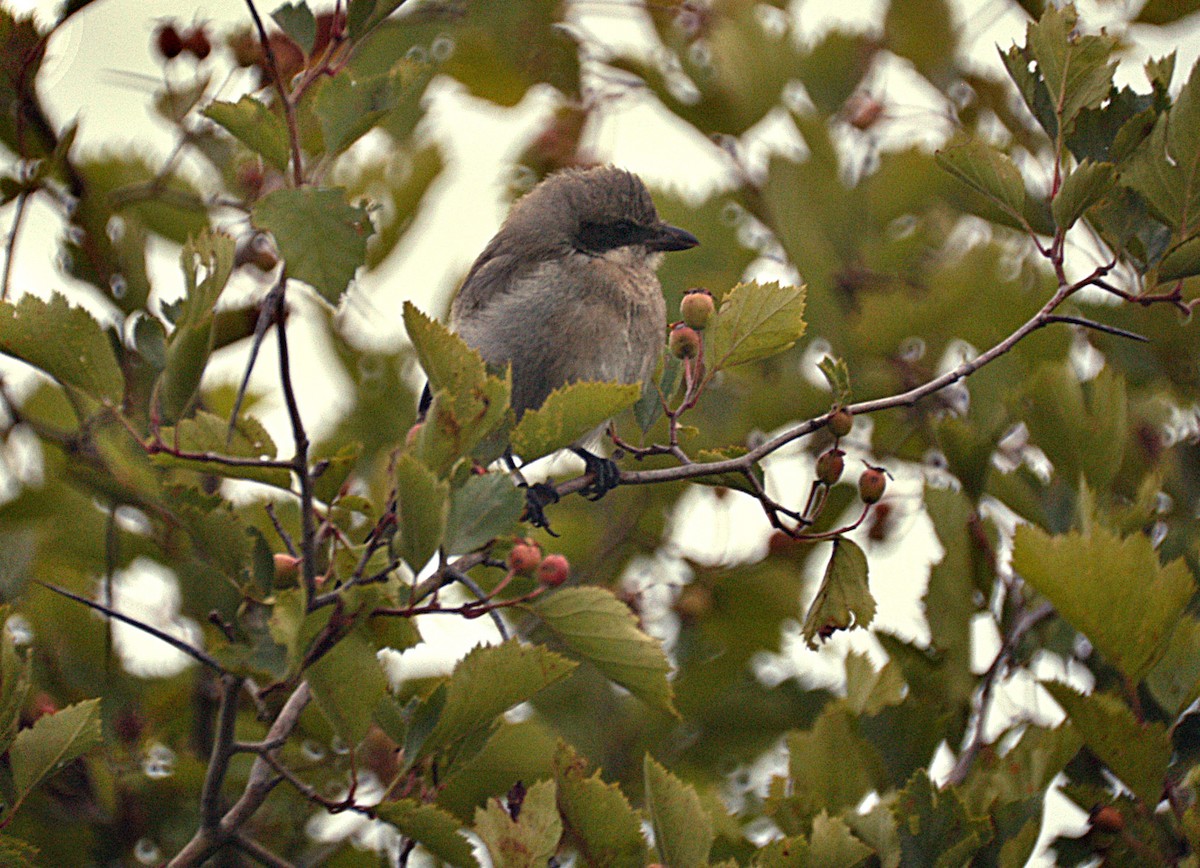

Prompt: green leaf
xmin=526 ymin=587 xmax=675 ymax=717
xmin=305 ymin=628 xmax=388 ymax=747
xmin=154 ymin=231 xmax=237 ymax=423
xmin=445 ymin=471 xmax=524 ymax=554
xmin=1123 ymin=58 xmax=1200 ymax=232
xmin=1044 ymin=683 xmax=1170 ymax=805
xmin=817 ymin=355 xmax=852 ymax=406
xmin=755 ymin=835 xmax=811 ymax=867
xmin=787 ymin=705 xmax=885 ymax=818
xmin=10 ymin=698 xmax=101 ymax=799
xmin=393 ymin=452 xmax=449 ymax=572
xmin=252 ymin=187 xmax=373 ymax=304
xmin=809 ymin=811 xmax=874 ymax=868
xmin=436 ymin=720 xmax=559 ymax=821
xmin=0 ymin=834 xmax=39 ymax=866
xmin=935 ymin=137 xmax=1026 ymax=225
xmin=801 ymin=538 xmax=874 ymax=649
xmin=891 ymin=772 xmax=992 ymax=868
xmin=375 ymin=799 xmax=480 ymax=868
xmin=1158 ymin=233 xmax=1200 ymax=280
xmin=1137 ymin=0 xmax=1200 ymax=25
xmin=313 ymin=70 xmax=398 ymax=156
xmin=0 ymin=609 xmax=32 ymax=756
xmin=271 ymin=1 xmax=316 ymax=54
xmin=1012 ymin=523 xmax=1193 ymax=681
xmin=152 ymin=410 xmax=290 ymax=488
xmin=0 ymin=293 xmax=122 ymax=404
xmin=474 ymin=779 xmax=562 ymax=868
xmin=1147 ymin=618 xmax=1200 ymax=716
xmin=1025 ymin=5 xmax=1117 ymax=127
xmin=417 ymin=640 xmax=576 ymax=762
xmin=554 ymin=744 xmax=647 ymax=867
xmin=202 ymin=96 xmax=291 ymax=173
xmin=1052 ymin=159 xmax=1116 ymax=231
xmin=510 ymin=381 xmax=641 ymax=460
xmin=403 ymin=301 xmax=488 ymax=394
xmin=644 ymin=755 xmax=713 ymax=868
xmin=705 ymin=281 xmax=807 ymax=372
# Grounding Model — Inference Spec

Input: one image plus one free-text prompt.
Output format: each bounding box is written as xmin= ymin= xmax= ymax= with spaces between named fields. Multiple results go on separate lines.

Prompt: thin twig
xmin=233 ymin=835 xmax=296 ymax=868
xmin=447 ymin=568 xmax=511 ymax=640
xmin=1 ymin=189 xmax=32 ymax=302
xmin=1043 ymin=314 xmax=1149 ymax=342
xmin=265 ymin=502 xmax=298 ymax=557
xmin=242 ymin=0 xmax=304 ymax=186
xmin=199 ymin=675 xmax=245 ymax=830
xmin=35 ymin=580 xmax=225 ymax=672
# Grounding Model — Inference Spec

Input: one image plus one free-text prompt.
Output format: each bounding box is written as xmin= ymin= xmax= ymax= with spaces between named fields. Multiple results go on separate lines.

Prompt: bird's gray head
xmin=496 ymin=166 xmax=699 ymax=261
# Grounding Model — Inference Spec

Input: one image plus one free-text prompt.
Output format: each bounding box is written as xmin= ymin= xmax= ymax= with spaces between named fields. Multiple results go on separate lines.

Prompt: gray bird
xmin=438 ymin=165 xmax=699 ymax=526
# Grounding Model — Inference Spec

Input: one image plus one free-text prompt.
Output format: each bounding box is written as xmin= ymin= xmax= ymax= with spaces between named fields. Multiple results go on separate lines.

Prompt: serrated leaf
xmin=474 ymin=779 xmax=562 ymax=868
xmin=0 ymin=293 xmax=122 ymax=404
xmin=271 ymin=1 xmax=316 ymax=54
xmin=313 ymin=70 xmax=398 ymax=156
xmin=936 ymin=137 xmax=1026 ymax=224
xmin=554 ymin=743 xmax=647 ymax=867
xmin=445 ymin=471 xmax=524 ymax=554
xmin=152 ymin=410 xmax=290 ymax=488
xmin=1124 ymin=58 xmax=1200 ymax=232
xmin=817 ymin=355 xmax=852 ymax=406
xmin=787 ymin=705 xmax=885 ymax=820
xmin=801 ymin=538 xmax=874 ymax=649
xmin=252 ymin=187 xmax=373 ymax=304
xmin=1026 ymin=5 xmax=1117 ymax=127
xmin=155 ymin=231 xmax=237 ymax=423
xmin=394 ymin=452 xmax=449 ymax=572
xmin=1044 ymin=683 xmax=1169 ymax=804
xmin=892 ymin=772 xmax=992 ymax=868
xmin=376 ymin=799 xmax=479 ymax=868
xmin=202 ymin=96 xmax=290 ymax=173
xmin=705 ymin=281 xmax=807 ymax=372
xmin=1137 ymin=0 xmax=1200 ymax=25
xmin=510 ymin=381 xmax=640 ymax=460
xmin=1052 ymin=159 xmax=1116 ymax=230
xmin=1147 ymin=617 xmax=1200 ymax=715
xmin=10 ymin=698 xmax=101 ymax=799
xmin=810 ymin=811 xmax=874 ymax=868
xmin=755 ymin=835 xmax=811 ymax=867
xmin=644 ymin=755 xmax=713 ymax=868
xmin=417 ymin=640 xmax=576 ymax=761
xmin=527 ymin=587 xmax=674 ymax=716
xmin=306 ymin=628 xmax=388 ymax=747
xmin=403 ymin=301 xmax=488 ymax=394
xmin=1012 ymin=523 xmax=1193 ymax=681
xmin=0 ymin=834 xmax=39 ymax=866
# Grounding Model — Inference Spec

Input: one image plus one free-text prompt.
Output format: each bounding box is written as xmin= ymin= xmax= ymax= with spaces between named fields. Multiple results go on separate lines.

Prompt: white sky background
xmin=2 ymin=0 xmax=1199 ymax=863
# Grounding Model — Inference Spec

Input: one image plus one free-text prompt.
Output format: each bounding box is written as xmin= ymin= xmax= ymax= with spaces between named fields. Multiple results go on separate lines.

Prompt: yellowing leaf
xmin=11 ymin=699 xmax=102 ymax=799
xmin=802 ymin=538 xmax=874 ymax=649
xmin=644 ymin=755 xmax=713 ymax=868
xmin=510 ymin=380 xmax=640 ymax=460
xmin=705 ymin=281 xmax=807 ymax=372
xmin=415 ymin=640 xmax=576 ymax=761
xmin=554 ymin=743 xmax=647 ymax=867
xmin=526 ymin=587 xmax=675 ymax=716
xmin=474 ymin=779 xmax=562 ymax=868
xmin=1012 ymin=523 xmax=1193 ymax=681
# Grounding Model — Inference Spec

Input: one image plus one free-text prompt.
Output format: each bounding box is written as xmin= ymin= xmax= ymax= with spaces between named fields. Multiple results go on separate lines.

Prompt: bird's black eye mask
xmin=575 ymin=218 xmax=652 ymax=254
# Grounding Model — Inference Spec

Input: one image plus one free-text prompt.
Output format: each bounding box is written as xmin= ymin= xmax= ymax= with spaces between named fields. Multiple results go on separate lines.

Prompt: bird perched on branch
xmin=432 ymin=165 xmax=699 ymax=527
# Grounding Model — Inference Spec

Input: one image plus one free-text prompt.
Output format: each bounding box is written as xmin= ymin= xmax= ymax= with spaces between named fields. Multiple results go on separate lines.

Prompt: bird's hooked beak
xmin=646 ymin=223 xmax=700 ymax=252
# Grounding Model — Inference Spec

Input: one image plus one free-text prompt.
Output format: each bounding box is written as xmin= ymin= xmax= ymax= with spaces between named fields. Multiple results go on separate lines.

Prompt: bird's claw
xmin=573 ymin=449 xmax=621 ymax=501
xmin=522 ymin=483 xmax=561 ymax=536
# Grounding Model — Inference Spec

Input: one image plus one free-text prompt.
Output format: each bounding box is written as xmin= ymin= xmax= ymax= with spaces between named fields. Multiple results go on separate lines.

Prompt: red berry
xmin=155 ymin=24 xmax=184 ymax=60
xmin=816 ymin=448 xmax=844 ymax=485
xmin=829 ymin=408 xmax=853 ymax=438
xmin=858 ymin=466 xmax=887 ymax=504
xmin=680 ymin=288 xmax=715 ymax=330
xmin=537 ymin=554 xmax=570 ymax=587
xmin=1090 ymin=805 xmax=1124 ymax=833
xmin=405 ymin=422 xmax=422 ymax=450
xmin=507 ymin=539 xmax=542 ymax=576
xmin=182 ymin=27 xmax=212 ymax=60
xmin=274 ymin=553 xmax=301 ymax=581
xmin=669 ymin=324 xmax=701 ymax=359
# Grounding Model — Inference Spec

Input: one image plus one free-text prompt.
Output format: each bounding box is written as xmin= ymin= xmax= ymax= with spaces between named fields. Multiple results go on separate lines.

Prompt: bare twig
xmin=243 ymin=0 xmax=304 ymax=186
xmin=265 ymin=501 xmax=298 ymax=556
xmin=35 ymin=580 xmax=225 ymax=673
xmin=199 ymin=675 xmax=245 ymax=830
xmin=169 ymin=682 xmax=312 ymax=866
xmin=233 ymin=835 xmax=296 ymax=868
xmin=1 ymin=189 xmax=32 ymax=301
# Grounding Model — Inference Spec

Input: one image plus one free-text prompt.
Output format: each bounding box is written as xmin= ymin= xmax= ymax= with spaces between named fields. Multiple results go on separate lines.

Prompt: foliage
xmin=0 ymin=0 xmax=1198 ymax=865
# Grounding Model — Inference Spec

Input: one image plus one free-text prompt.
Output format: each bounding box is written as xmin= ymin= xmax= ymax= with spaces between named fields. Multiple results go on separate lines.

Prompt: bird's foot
xmin=522 ymin=483 xmax=561 ymax=537
xmin=572 ymin=448 xmax=621 ymax=501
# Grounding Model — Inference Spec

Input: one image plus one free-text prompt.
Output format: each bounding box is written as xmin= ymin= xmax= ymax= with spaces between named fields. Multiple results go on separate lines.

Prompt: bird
xmin=435 ymin=165 xmax=699 ymax=528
